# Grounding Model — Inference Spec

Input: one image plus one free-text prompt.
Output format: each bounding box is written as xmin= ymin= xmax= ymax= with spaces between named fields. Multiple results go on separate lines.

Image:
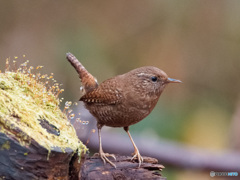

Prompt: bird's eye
xmin=151 ymin=76 xmax=158 ymax=82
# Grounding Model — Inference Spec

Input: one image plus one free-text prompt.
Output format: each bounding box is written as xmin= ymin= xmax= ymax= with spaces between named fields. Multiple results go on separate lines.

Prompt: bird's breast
xmin=84 ymin=102 xmax=151 ymax=127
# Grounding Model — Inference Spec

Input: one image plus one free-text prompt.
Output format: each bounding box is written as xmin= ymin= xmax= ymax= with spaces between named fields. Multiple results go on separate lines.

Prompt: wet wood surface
xmin=80 ymin=154 xmax=166 ymax=180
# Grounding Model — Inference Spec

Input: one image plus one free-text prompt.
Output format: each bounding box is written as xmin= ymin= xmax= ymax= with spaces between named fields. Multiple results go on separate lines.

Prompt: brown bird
xmin=66 ymin=53 xmax=181 ymax=168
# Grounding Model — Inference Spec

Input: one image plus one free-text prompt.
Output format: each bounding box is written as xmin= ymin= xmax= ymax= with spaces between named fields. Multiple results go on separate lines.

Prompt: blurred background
xmin=1 ymin=0 xmax=240 ymax=179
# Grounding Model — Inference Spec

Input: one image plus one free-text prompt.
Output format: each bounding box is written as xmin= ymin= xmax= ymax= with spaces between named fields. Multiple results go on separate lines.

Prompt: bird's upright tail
xmin=66 ymin=52 xmax=98 ymax=94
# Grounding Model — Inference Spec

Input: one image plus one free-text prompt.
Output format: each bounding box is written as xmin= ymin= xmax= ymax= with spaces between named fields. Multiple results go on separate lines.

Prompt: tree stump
xmin=0 ymin=71 xmax=87 ymax=179
xmin=0 ymin=131 xmax=80 ymax=180
xmin=80 ymin=154 xmax=166 ymax=180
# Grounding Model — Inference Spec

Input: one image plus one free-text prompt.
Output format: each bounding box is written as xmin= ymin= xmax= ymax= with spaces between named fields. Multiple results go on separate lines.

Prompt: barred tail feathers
xmin=66 ymin=52 xmax=98 ymax=93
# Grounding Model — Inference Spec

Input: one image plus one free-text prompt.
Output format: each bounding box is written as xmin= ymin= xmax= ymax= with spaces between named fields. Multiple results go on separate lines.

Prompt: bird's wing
xmin=80 ymin=79 xmax=123 ymax=105
xmin=80 ymin=88 xmax=122 ymax=105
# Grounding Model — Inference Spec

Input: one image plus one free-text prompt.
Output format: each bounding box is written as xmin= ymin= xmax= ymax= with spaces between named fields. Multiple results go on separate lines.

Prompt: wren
xmin=66 ymin=53 xmax=181 ymax=168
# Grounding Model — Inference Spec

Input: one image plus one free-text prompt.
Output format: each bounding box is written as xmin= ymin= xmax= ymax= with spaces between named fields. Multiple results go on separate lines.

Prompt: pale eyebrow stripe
xmin=137 ymin=72 xmax=151 ymax=77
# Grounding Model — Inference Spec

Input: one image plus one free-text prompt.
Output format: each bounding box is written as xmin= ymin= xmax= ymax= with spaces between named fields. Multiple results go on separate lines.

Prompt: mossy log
xmin=0 ymin=130 xmax=79 ymax=180
xmin=0 ymin=71 xmax=87 ymax=179
xmin=80 ymin=154 xmax=166 ymax=180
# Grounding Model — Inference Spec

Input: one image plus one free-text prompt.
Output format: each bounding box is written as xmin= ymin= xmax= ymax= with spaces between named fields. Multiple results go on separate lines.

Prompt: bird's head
xmin=128 ymin=66 xmax=181 ymax=97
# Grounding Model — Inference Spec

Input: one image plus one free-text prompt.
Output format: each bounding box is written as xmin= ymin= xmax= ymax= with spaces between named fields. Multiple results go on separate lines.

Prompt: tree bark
xmin=80 ymin=154 xmax=166 ymax=180
xmin=0 ymin=118 xmax=81 ymax=180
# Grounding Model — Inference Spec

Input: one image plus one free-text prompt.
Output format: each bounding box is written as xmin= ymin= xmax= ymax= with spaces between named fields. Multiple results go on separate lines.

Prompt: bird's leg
xmin=97 ymin=124 xmax=116 ymax=168
xmin=124 ymin=126 xmax=143 ymax=167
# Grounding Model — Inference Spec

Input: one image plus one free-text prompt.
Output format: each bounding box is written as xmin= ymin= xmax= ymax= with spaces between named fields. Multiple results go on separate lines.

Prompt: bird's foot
xmin=131 ymin=149 xmax=144 ymax=167
xmin=96 ymin=152 xmax=116 ymax=168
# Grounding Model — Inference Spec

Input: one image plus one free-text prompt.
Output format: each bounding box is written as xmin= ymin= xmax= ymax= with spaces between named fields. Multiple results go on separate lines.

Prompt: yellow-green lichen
xmin=1 ymin=141 xmax=10 ymax=150
xmin=0 ymin=67 xmax=87 ymax=159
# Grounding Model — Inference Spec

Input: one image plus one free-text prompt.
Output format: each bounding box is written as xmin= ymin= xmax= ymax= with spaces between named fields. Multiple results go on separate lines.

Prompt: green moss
xmin=0 ymin=70 xmax=87 ymax=159
xmin=1 ymin=141 xmax=10 ymax=150
xmin=0 ymin=79 xmax=12 ymax=90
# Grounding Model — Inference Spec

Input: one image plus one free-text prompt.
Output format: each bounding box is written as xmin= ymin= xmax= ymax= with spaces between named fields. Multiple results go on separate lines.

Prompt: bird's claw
xmin=131 ymin=150 xmax=144 ymax=167
xmin=98 ymin=152 xmax=116 ymax=168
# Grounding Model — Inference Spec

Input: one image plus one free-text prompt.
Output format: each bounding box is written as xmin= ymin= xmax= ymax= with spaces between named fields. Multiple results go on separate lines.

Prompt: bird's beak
xmin=167 ymin=78 xmax=182 ymax=83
